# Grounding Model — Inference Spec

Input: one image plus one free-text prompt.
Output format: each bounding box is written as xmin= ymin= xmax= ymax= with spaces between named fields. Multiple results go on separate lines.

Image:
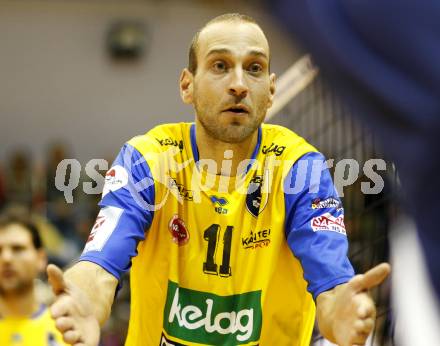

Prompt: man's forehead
xmin=197 ymin=21 xmax=270 ymax=59
xmin=0 ymin=224 xmax=33 ymax=245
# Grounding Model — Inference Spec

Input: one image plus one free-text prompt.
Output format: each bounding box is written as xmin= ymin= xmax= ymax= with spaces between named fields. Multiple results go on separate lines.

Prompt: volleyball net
xmin=268 ymin=55 xmax=396 ymax=346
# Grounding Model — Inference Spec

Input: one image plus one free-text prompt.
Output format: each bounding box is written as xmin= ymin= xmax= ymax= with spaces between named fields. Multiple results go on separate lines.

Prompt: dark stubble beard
xmin=0 ymin=279 xmax=33 ymax=297
xmin=195 ymin=105 xmax=266 ymax=144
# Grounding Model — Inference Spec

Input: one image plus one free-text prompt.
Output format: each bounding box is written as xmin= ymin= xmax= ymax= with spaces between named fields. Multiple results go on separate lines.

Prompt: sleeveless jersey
xmin=80 ymin=122 xmax=354 ymax=346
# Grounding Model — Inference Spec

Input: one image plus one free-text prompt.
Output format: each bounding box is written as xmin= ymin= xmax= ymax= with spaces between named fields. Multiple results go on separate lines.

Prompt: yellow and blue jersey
xmin=0 ymin=304 xmax=67 ymax=346
xmin=80 ymin=122 xmax=354 ymax=345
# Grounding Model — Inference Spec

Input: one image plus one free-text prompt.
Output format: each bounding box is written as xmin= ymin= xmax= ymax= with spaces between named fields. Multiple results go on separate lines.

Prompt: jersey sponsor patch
xmin=311 ymin=197 xmax=341 ymax=210
xmin=83 ymin=206 xmax=124 ymax=252
xmin=168 ymin=215 xmax=190 ymax=246
xmin=169 ymin=178 xmax=194 ymax=201
xmin=102 ymin=165 xmax=128 ymax=197
xmin=261 ymin=142 xmax=286 ymax=156
xmin=241 ymin=229 xmax=271 ymax=250
xmin=155 ymin=137 xmax=184 ymax=151
xmin=311 ymin=212 xmax=346 ymax=235
xmin=163 ymin=281 xmax=262 ymax=345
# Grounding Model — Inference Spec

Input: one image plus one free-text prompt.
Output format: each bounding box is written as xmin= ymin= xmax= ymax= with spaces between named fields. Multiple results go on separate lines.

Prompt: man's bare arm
xmin=315 ymin=263 xmax=390 ymax=346
xmin=64 ymin=261 xmax=118 ymax=325
xmin=47 ymin=262 xmax=119 ymax=346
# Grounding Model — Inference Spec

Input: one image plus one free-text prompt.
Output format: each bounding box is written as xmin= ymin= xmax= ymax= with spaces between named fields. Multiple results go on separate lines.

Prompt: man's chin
xmin=0 ymin=287 xmax=15 ymax=296
xmin=0 ymin=282 xmax=32 ymax=296
xmin=199 ymin=115 xmax=259 ymax=143
xmin=217 ymin=126 xmax=255 ymax=143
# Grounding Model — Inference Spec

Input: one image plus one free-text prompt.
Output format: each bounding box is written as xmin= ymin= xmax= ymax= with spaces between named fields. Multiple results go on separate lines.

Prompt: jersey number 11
xmin=203 ymin=224 xmax=233 ymax=277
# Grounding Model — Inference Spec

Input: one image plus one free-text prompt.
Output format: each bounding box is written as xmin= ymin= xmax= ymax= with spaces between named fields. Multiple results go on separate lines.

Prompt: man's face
xmin=182 ymin=21 xmax=275 ymax=143
xmin=0 ymin=224 xmax=45 ymax=296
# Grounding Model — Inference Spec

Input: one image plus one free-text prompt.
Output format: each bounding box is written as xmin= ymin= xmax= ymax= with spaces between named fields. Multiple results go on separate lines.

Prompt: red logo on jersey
xmin=87 ymin=216 xmax=106 ymax=242
xmin=168 ymin=215 xmax=190 ymax=246
xmin=106 ymin=169 xmax=116 ymax=178
xmin=311 ymin=212 xmax=346 ymax=235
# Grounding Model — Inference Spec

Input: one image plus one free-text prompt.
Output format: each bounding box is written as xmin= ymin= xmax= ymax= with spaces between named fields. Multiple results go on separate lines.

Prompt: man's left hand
xmin=317 ymin=263 xmax=391 ymax=346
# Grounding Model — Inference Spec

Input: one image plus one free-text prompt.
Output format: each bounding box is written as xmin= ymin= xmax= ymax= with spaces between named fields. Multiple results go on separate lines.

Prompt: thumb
xmin=349 ymin=262 xmax=391 ymax=292
xmin=47 ymin=264 xmax=68 ymax=295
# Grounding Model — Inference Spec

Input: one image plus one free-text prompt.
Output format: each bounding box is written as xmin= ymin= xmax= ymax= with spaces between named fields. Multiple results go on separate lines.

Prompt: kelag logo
xmin=163 ymin=281 xmax=262 ymax=345
xmin=261 ymin=142 xmax=286 ymax=156
xmin=156 ymin=137 xmax=184 ymax=151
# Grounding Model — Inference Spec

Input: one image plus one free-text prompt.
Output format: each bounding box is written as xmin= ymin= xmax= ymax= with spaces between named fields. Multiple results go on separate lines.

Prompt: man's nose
xmin=228 ymin=68 xmax=248 ymax=98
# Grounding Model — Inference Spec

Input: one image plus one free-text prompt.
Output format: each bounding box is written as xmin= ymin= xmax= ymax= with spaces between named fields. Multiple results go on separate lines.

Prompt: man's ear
xmin=180 ymin=68 xmax=194 ymax=104
xmin=267 ymin=73 xmax=276 ymax=108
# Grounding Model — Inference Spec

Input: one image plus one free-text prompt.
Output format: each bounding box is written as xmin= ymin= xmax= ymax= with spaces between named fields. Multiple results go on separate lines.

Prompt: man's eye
xmin=249 ymin=63 xmax=263 ymax=74
xmin=12 ymin=245 xmax=25 ymax=253
xmin=212 ymin=61 xmax=227 ymax=72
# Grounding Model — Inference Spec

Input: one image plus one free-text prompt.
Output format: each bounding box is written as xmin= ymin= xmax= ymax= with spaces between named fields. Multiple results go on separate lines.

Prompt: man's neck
xmin=195 ymin=120 xmax=259 ymax=177
xmin=0 ymin=287 xmax=40 ymax=318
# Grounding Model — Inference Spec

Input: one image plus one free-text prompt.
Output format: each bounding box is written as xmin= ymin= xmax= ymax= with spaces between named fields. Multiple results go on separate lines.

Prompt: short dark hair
xmin=188 ymin=13 xmax=262 ymax=74
xmin=0 ymin=207 xmax=43 ymax=250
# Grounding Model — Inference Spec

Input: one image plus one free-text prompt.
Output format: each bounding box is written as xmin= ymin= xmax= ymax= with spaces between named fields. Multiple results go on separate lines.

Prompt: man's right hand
xmin=47 ymin=264 xmax=100 ymax=346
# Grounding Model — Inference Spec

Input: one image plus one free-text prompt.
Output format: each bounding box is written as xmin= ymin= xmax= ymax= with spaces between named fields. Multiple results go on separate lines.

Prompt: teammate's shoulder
xmin=261 ymin=123 xmax=317 ymax=156
xmin=127 ymin=122 xmax=190 ymax=153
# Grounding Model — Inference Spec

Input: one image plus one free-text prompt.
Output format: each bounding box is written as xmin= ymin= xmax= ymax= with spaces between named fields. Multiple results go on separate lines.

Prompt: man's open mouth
xmin=223 ymin=105 xmax=250 ymax=114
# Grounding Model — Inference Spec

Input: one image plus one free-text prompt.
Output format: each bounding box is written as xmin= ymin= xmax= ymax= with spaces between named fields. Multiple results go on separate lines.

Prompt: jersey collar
xmin=189 ymin=123 xmax=262 ymax=175
xmin=31 ymin=304 xmax=46 ymax=319
xmin=0 ymin=303 xmax=46 ymax=320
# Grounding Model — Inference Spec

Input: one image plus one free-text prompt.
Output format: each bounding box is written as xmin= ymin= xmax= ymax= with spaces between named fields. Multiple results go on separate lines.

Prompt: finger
xmin=348 ymin=274 xmax=366 ymax=293
xmin=350 ymin=329 xmax=370 ymax=346
xmin=47 ymin=264 xmax=68 ymax=295
xmin=50 ymin=295 xmax=73 ymax=318
xmin=357 ymin=304 xmax=374 ymax=319
xmin=55 ymin=316 xmax=75 ymax=333
xmin=63 ymin=330 xmax=81 ymax=344
xmin=354 ymin=318 xmax=375 ymax=335
xmin=350 ymin=263 xmax=391 ymax=292
xmin=362 ymin=263 xmax=391 ymax=289
xmin=356 ymin=296 xmax=375 ymax=319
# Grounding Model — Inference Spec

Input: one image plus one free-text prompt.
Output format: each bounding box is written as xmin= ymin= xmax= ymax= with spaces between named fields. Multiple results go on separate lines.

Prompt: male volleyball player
xmin=47 ymin=13 xmax=390 ymax=346
xmin=0 ymin=209 xmax=67 ymax=346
